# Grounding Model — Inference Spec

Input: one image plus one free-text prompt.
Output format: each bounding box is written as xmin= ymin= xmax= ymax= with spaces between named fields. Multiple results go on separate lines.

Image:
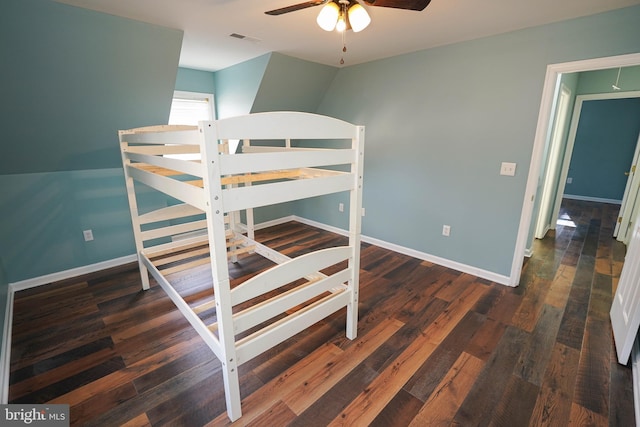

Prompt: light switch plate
xmin=500 ymin=162 xmax=517 ymax=176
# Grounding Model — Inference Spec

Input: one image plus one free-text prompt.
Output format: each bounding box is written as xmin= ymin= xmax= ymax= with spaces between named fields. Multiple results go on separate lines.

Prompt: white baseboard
xmin=291 ymin=216 xmax=512 ymax=286
xmin=254 ymin=215 xmax=297 ymax=230
xmin=563 ymin=194 xmax=622 ymax=205
xmin=9 ymin=254 xmax=138 ymax=293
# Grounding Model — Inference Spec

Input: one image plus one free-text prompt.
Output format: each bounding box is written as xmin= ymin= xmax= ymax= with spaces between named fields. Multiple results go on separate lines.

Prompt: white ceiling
xmin=56 ymin=0 xmax=640 ymax=71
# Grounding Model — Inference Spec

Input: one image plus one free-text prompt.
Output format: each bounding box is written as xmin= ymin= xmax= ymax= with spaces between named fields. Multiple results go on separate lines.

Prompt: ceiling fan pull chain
xmin=340 ymin=29 xmax=347 ymax=65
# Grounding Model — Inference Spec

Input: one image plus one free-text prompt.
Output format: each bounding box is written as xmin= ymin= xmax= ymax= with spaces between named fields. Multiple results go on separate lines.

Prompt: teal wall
xmin=175 ymin=68 xmax=216 ymax=95
xmin=577 ymin=65 xmax=640 ymax=94
xmin=213 ymin=54 xmax=271 ymax=119
xmin=0 ymin=259 xmax=7 ymax=355
xmin=0 ymin=0 xmax=183 ymax=286
xmin=303 ymin=6 xmax=640 ymax=277
xmin=565 ymin=97 xmax=640 ymax=201
xmin=252 ymin=53 xmax=338 ymax=113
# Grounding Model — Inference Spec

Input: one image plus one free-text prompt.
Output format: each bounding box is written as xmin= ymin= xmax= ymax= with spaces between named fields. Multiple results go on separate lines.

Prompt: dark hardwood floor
xmin=8 ymin=199 xmax=635 ymax=426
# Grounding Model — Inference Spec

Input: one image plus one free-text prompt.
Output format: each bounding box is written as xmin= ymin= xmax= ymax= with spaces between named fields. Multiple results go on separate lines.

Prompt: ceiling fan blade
xmin=363 ymin=0 xmax=431 ymax=11
xmin=265 ymin=1 xmax=326 ymax=16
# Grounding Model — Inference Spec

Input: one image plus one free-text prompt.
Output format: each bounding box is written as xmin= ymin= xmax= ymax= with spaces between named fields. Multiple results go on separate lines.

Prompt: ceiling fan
xmin=266 ymin=0 xmax=431 ymax=63
xmin=266 ymin=0 xmax=432 ymax=17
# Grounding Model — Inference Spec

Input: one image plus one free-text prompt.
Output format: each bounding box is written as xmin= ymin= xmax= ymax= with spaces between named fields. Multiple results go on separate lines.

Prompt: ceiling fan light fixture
xmin=347 ymin=3 xmax=370 ymax=32
xmin=336 ymin=13 xmax=347 ymax=32
xmin=317 ymin=2 xmax=340 ymax=31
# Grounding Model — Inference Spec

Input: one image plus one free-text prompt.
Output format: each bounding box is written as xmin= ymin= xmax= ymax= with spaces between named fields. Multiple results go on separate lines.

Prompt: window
xmin=167 ymin=91 xmax=215 ymax=160
xmin=168 ymin=90 xmax=215 ymax=125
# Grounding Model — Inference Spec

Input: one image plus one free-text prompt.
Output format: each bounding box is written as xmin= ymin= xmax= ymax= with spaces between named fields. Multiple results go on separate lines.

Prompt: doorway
xmin=510 ymin=53 xmax=640 ymax=287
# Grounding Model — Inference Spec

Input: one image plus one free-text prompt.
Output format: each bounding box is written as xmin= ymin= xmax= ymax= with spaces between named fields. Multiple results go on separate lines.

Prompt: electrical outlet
xmin=362 ymin=207 xmax=366 ymax=217
xmin=83 ymin=229 xmax=94 ymax=241
xmin=339 ymin=203 xmax=344 ymax=212
xmin=442 ymin=225 xmax=451 ymax=237
xmin=567 ymin=177 xmax=573 ymax=184
xmin=500 ymin=162 xmax=517 ymax=176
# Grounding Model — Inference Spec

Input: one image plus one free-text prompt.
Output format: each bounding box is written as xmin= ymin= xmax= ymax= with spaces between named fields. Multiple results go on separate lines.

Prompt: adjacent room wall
xmin=305 ymin=5 xmax=640 ymax=278
xmin=565 ymin=97 xmax=640 ymax=202
xmin=577 ymin=65 xmax=640 ymax=95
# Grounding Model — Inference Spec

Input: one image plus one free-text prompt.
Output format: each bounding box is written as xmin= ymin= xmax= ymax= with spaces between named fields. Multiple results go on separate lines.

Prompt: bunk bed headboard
xmin=212 ymin=111 xmax=360 ymax=140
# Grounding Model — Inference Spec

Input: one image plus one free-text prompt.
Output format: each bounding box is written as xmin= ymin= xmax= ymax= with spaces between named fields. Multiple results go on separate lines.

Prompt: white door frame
xmin=534 ymin=83 xmax=572 ymax=239
xmin=616 ymin=130 xmax=640 ymax=243
xmin=509 ymin=52 xmax=640 ymax=287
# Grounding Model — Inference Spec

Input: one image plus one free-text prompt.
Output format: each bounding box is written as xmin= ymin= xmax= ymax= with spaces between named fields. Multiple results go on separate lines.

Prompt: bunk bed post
xmin=118 ymin=134 xmax=150 ymax=291
xmin=242 ymin=138 xmax=256 ymax=241
xmin=199 ymin=122 xmax=242 ymax=421
xmin=347 ymin=126 xmax=365 ymax=339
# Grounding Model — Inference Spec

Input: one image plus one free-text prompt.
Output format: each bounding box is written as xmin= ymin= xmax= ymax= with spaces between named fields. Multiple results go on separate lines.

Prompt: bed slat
xmin=222 ymin=173 xmax=353 ymax=212
xmin=127 ymin=165 xmax=205 ymax=211
xmin=139 ymin=204 xmax=204 ymax=225
xmin=140 ymin=219 xmax=208 ymax=242
xmin=220 ymin=150 xmax=355 ymax=176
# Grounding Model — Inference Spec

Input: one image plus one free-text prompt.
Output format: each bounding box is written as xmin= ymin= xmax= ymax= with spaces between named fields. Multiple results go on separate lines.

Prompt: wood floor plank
xmin=488 ymin=374 xmax=539 ymax=427
xmin=368 ymin=388 xmax=424 ymax=427
xmin=573 ymin=317 xmax=611 ymax=418
xmin=609 ymin=355 xmax=635 ymax=427
xmin=465 ymin=317 xmax=507 ymax=361
xmin=120 ymin=413 xmax=152 ymax=427
xmin=544 ymin=264 xmax=576 ymax=309
xmin=452 ymin=325 xmax=530 ymax=427
xmin=568 ymin=402 xmax=608 ymax=426
xmin=405 ymin=310 xmax=485 ymax=401
xmin=528 ymin=343 xmax=580 ymax=427
xmin=282 ymin=318 xmax=404 ymax=415
xmin=287 ymin=363 xmax=380 ymax=427
xmin=408 ymin=352 xmax=484 ymax=427
xmin=511 ymin=276 xmax=551 ymax=332
xmin=514 ymin=304 xmax=563 ymax=386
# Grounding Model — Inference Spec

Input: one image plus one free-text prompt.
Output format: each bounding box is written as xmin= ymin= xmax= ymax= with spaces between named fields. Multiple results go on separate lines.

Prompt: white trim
xmin=0 ymin=288 xmax=14 ymax=404
xmin=253 ymin=215 xmax=297 ymax=231
xmin=513 ymin=53 xmax=640 ymax=288
xmin=524 ymin=248 xmax=533 ymax=258
xmin=9 ymin=254 xmax=137 ymax=292
xmin=562 ymin=194 xmax=622 ymax=205
xmin=292 ymin=216 xmax=511 ymax=286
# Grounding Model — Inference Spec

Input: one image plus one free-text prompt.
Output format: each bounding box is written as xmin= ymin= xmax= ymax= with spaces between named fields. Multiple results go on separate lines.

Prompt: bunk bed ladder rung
xmin=193 ymin=299 xmax=217 ymax=314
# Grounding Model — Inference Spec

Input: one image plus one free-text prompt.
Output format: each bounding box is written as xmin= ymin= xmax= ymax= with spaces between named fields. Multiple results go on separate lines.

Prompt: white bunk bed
xmin=118 ymin=111 xmax=364 ymax=421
